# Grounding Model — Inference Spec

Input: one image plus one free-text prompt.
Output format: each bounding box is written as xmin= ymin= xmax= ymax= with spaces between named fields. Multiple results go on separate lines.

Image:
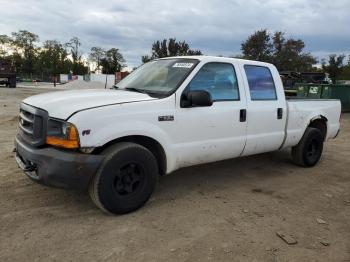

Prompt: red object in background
xmin=115 ymin=72 xmax=130 ymax=83
xmin=72 ymin=75 xmax=78 ymax=81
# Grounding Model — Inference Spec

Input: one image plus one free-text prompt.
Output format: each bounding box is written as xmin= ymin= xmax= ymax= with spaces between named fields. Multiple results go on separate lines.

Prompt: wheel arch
xmin=308 ymin=115 xmax=328 ymax=141
xmin=93 ymin=135 xmax=167 ymax=176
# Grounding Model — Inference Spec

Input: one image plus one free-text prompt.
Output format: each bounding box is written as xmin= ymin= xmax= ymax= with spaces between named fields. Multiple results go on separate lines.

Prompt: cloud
xmin=0 ymin=0 xmax=349 ymax=66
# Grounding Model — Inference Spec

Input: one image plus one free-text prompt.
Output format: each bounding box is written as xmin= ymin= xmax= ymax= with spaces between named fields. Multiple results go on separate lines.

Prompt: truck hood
xmin=23 ymin=89 xmax=156 ymax=120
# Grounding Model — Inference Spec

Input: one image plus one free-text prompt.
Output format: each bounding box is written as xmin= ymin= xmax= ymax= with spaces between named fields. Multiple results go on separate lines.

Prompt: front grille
xmin=19 ymin=110 xmax=35 ymax=137
xmin=18 ymin=103 xmax=48 ymax=147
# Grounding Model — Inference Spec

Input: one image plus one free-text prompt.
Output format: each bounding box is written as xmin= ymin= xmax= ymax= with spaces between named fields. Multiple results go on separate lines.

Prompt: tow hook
xmin=15 ymin=153 xmax=37 ymax=172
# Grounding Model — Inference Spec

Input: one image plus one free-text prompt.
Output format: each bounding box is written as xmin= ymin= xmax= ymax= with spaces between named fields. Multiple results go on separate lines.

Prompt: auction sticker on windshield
xmin=173 ymin=63 xmax=194 ymax=68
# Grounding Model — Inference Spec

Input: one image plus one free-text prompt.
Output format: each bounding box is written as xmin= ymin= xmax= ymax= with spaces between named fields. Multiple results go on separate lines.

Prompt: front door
xmin=173 ymin=62 xmax=247 ymax=168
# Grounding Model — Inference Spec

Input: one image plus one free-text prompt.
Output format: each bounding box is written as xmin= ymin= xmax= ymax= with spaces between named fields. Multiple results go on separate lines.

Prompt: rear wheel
xmin=89 ymin=142 xmax=159 ymax=214
xmin=9 ymin=77 xmax=16 ymax=88
xmin=292 ymin=127 xmax=323 ymax=167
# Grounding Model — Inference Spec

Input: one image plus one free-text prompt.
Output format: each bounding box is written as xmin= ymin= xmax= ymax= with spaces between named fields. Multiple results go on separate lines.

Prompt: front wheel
xmin=292 ymin=127 xmax=323 ymax=167
xmin=89 ymin=142 xmax=159 ymax=214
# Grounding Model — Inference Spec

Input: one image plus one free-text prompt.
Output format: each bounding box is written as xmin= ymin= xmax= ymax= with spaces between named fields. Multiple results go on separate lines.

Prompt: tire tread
xmin=292 ymin=127 xmax=323 ymax=167
xmin=89 ymin=142 xmax=158 ymax=214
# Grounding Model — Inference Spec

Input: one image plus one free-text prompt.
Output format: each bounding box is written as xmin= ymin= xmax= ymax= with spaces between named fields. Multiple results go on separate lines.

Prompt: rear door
xmin=240 ymin=64 xmax=287 ymax=156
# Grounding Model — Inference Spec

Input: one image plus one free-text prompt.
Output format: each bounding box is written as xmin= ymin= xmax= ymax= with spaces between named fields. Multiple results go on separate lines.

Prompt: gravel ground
xmin=0 ymin=86 xmax=349 ymax=262
xmin=17 ymin=80 xmax=108 ymax=90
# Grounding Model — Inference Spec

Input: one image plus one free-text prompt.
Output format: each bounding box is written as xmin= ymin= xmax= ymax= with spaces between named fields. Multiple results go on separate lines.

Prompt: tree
xmin=36 ymin=40 xmax=71 ymax=78
xmin=322 ymin=54 xmax=345 ymax=83
xmin=142 ymin=38 xmax=202 ymax=63
xmin=0 ymin=34 xmax=11 ymax=58
xmin=65 ymin=37 xmax=81 ymax=62
xmin=339 ymin=65 xmax=350 ymax=80
xmin=89 ymin=47 xmax=105 ymax=72
xmin=11 ymin=30 xmax=39 ymax=75
xmin=271 ymin=31 xmax=316 ymax=71
xmin=241 ymin=30 xmax=273 ymax=62
xmin=187 ymin=49 xmax=203 ymax=56
xmin=241 ymin=30 xmax=317 ymax=72
xmin=65 ymin=37 xmax=87 ymax=74
xmin=141 ymin=55 xmax=152 ymax=64
xmin=101 ymin=48 xmax=125 ymax=74
xmin=1 ymin=30 xmax=123 ymax=78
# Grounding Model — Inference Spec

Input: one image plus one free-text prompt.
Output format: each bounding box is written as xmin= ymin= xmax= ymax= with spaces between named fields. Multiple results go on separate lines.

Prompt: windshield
xmin=117 ymin=58 xmax=199 ymax=95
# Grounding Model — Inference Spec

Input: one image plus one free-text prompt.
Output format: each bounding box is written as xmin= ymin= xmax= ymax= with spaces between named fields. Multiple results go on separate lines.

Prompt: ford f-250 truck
xmin=14 ymin=56 xmax=341 ymax=214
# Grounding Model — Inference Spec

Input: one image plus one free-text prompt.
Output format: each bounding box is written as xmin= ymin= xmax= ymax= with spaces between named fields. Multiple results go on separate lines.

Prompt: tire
xmin=89 ymin=142 xmax=159 ymax=214
xmin=9 ymin=77 xmax=16 ymax=88
xmin=292 ymin=127 xmax=323 ymax=167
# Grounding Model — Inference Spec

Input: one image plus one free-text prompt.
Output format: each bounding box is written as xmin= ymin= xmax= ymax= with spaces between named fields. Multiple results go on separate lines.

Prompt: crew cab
xmin=14 ymin=56 xmax=341 ymax=214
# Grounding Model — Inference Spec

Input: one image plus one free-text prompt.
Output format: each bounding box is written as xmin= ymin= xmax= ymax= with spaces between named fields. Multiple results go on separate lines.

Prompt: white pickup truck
xmin=15 ymin=56 xmax=341 ymax=214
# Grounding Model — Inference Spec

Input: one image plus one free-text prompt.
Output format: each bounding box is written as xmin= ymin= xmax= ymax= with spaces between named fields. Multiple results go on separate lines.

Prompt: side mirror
xmin=181 ymin=90 xmax=213 ymax=108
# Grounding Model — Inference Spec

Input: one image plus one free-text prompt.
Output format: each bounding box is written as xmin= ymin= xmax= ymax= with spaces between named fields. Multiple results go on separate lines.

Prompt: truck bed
xmin=282 ymin=99 xmax=341 ymax=148
xmin=286 ymin=97 xmax=339 ymax=101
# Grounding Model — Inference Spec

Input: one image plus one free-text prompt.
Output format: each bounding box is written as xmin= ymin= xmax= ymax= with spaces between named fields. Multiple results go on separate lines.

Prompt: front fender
xmin=71 ymin=116 xmax=176 ymax=173
xmin=87 ymin=120 xmax=171 ymax=148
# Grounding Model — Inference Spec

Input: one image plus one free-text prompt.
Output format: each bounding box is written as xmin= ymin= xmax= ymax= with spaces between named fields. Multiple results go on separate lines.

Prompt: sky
xmin=0 ymin=0 xmax=349 ymax=67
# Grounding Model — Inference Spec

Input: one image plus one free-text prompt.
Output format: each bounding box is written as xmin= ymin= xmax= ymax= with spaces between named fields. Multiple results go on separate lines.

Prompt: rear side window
xmin=188 ymin=63 xmax=239 ymax=101
xmin=244 ymin=65 xmax=277 ymax=100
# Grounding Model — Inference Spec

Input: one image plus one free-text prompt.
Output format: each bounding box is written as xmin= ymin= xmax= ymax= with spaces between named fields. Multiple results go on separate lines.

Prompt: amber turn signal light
xmin=46 ymin=124 xmax=80 ymax=149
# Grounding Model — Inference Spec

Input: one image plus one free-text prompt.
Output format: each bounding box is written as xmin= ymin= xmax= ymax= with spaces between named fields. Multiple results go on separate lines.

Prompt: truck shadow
xmin=153 ymin=149 xmax=294 ymax=199
xmin=17 ymin=149 xmax=295 ymax=216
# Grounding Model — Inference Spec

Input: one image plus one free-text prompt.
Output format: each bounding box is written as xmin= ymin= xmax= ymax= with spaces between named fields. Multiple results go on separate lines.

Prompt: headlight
xmin=46 ymin=118 xmax=80 ymax=149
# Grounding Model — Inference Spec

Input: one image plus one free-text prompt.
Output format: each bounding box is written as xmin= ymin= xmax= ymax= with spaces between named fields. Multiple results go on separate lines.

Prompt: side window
xmin=244 ymin=65 xmax=277 ymax=100
xmin=187 ymin=63 xmax=239 ymax=101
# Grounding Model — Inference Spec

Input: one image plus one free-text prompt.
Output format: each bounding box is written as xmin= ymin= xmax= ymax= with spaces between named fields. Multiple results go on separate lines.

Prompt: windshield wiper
xmin=123 ymin=87 xmax=149 ymax=94
xmin=122 ymin=87 xmax=166 ymax=98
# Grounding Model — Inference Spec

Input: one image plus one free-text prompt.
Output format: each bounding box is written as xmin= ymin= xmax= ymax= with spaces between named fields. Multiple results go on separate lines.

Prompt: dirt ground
xmin=0 ymin=86 xmax=349 ymax=262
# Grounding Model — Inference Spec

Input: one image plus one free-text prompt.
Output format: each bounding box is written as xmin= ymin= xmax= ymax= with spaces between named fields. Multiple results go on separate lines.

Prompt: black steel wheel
xmin=292 ymin=127 xmax=323 ymax=167
xmin=89 ymin=142 xmax=158 ymax=214
xmin=113 ymin=162 xmax=145 ymax=196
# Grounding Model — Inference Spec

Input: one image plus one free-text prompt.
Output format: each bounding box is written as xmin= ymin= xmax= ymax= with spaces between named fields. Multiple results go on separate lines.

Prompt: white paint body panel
xmin=282 ymin=99 xmax=341 ymax=148
xmin=171 ymin=60 xmax=248 ymax=169
xmin=23 ymin=56 xmax=341 ymax=174
xmin=237 ymin=61 xmax=287 ymax=156
xmin=23 ymin=89 xmax=154 ymax=120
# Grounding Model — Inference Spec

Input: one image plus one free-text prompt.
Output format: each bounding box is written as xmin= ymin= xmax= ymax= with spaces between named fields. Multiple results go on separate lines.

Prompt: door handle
xmin=277 ymin=108 xmax=283 ymax=119
xmin=240 ymin=109 xmax=247 ymax=122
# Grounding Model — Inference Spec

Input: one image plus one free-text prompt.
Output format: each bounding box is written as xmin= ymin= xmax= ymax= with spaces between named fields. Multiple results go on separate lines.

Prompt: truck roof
xmin=158 ymin=55 xmax=274 ymax=68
